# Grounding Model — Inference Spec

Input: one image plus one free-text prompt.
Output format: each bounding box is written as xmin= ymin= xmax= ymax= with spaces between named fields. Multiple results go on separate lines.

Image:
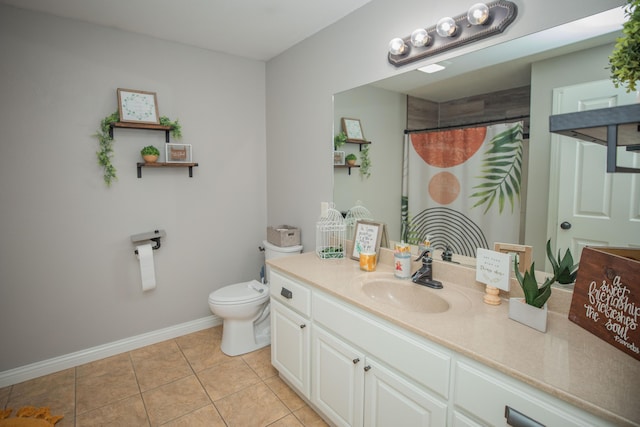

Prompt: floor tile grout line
xmin=127 ymin=350 xmax=152 ymax=427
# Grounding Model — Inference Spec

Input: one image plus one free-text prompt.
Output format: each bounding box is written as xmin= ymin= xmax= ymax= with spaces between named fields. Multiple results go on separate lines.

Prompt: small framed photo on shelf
xmin=341 ymin=117 xmax=365 ymax=141
xmin=166 ymin=143 xmax=193 ymax=163
xmin=117 ymin=88 xmax=160 ymax=124
xmin=333 ymin=151 xmax=345 ymax=165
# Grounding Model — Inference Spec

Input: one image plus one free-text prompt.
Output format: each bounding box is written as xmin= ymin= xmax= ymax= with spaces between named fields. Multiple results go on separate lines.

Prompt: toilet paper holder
xmin=132 ymin=229 xmax=166 ymax=254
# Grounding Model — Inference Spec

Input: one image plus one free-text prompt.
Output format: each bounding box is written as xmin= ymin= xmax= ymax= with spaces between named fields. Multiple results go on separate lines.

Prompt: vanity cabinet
xmin=312 ymin=324 xmax=446 ymax=427
xmin=269 ymin=268 xmax=616 ymax=427
xmin=270 ymin=271 xmax=312 ymax=399
xmin=453 ymin=358 xmax=616 ymax=427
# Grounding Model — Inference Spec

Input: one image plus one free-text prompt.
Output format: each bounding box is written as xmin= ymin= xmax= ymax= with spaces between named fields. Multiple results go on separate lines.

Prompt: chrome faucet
xmin=411 ymin=248 xmax=443 ymax=289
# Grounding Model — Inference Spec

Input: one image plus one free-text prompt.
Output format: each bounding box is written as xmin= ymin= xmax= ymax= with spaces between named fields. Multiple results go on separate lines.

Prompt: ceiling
xmin=0 ymin=0 xmax=373 ymax=61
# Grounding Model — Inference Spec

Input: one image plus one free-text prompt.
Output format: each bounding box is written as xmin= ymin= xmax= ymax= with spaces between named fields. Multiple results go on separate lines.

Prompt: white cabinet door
xmin=271 ymin=298 xmax=310 ymax=399
xmin=364 ymin=358 xmax=447 ymax=427
xmin=312 ymin=324 xmax=365 ymax=427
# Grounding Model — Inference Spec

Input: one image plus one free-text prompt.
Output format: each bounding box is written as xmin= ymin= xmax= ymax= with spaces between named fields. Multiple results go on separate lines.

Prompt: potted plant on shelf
xmin=509 ymin=258 xmax=554 ymax=332
xmin=345 ymin=153 xmax=357 ymax=166
xmin=609 ymin=0 xmax=640 ymax=93
xmin=141 ymin=145 xmax=160 ymax=163
xmin=334 ymin=132 xmax=347 ymax=150
xmin=546 ymin=239 xmax=579 ymax=286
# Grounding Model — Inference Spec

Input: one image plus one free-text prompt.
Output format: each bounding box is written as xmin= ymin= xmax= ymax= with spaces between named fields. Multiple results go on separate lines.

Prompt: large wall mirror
xmin=333 ymin=6 xmax=640 ymax=272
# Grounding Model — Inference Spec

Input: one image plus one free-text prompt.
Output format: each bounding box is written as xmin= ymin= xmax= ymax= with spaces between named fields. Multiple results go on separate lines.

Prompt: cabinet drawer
xmin=454 ymin=360 xmax=611 ymax=427
xmin=313 ymin=291 xmax=451 ymax=399
xmin=269 ymin=270 xmax=311 ymax=317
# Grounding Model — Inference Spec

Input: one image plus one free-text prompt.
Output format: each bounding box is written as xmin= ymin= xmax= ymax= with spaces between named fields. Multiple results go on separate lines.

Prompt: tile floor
xmin=0 ymin=326 xmax=328 ymax=427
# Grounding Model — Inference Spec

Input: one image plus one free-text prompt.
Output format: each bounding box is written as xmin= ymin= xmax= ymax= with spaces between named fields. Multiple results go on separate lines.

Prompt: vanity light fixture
xmin=388 ymin=1 xmax=517 ymax=67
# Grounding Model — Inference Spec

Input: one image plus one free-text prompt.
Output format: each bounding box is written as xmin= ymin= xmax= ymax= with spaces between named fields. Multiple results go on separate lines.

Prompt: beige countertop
xmin=268 ymin=250 xmax=640 ymax=427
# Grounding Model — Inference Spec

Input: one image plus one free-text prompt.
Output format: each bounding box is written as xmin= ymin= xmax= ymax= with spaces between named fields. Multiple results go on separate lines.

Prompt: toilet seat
xmin=208 ymin=280 xmax=268 ymax=305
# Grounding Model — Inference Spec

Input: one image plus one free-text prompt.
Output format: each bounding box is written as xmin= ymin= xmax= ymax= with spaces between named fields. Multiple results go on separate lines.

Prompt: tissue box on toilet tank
xmin=568 ymin=246 xmax=640 ymax=361
xmin=267 ymin=225 xmax=301 ymax=247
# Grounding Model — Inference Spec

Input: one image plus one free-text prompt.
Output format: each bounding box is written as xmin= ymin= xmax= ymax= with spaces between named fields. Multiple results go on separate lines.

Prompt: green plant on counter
xmin=95 ymin=112 xmax=182 ymax=186
xmin=514 ymin=258 xmax=554 ymax=308
xmin=140 ymin=145 xmax=160 ymax=156
xmin=546 ymin=239 xmax=579 ymax=284
xmin=334 ymin=131 xmax=347 ymax=149
xmin=609 ymin=0 xmax=640 ymax=92
xmin=359 ymin=144 xmax=371 ymax=178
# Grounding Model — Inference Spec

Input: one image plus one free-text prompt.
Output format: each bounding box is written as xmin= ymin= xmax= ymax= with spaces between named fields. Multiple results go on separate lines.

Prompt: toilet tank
xmin=263 ymin=240 xmax=303 ymax=260
xmin=262 ymin=240 xmax=303 ymax=283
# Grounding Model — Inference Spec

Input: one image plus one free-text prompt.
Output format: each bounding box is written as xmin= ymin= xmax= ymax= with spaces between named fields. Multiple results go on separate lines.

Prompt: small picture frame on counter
xmin=351 ymin=220 xmax=385 ymax=260
xmin=166 ymin=143 xmax=192 ymax=163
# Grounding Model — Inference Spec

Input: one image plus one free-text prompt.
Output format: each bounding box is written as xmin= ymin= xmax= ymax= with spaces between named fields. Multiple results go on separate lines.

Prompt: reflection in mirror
xmin=333 ymin=7 xmax=633 ymax=274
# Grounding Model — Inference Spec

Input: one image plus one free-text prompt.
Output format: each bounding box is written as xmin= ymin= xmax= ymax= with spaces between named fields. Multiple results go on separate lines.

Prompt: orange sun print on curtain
xmin=412 ymin=127 xmax=486 ymax=204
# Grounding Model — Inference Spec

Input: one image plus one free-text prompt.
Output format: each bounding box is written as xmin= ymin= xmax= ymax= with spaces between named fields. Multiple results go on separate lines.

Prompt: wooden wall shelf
xmin=137 ymin=162 xmax=199 ymax=178
xmin=110 ymin=122 xmax=172 ymax=142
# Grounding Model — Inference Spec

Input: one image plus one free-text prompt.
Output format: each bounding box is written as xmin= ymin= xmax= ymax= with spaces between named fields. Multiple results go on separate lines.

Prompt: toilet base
xmin=220 ymin=317 xmax=270 ymax=356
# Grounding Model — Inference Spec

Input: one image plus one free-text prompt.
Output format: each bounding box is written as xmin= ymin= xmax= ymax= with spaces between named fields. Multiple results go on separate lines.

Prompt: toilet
xmin=208 ymin=240 xmax=303 ymax=356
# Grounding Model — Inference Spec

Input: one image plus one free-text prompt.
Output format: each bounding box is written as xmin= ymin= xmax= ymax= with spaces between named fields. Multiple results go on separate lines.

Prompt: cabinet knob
xmin=364 ymin=365 xmax=371 ymax=372
xmin=352 ymin=358 xmax=360 ymax=364
xmin=299 ymin=324 xmax=306 ymax=329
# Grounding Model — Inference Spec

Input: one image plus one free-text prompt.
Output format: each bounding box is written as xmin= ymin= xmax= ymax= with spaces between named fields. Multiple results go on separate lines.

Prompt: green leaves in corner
xmin=470 ymin=122 xmax=523 ymax=214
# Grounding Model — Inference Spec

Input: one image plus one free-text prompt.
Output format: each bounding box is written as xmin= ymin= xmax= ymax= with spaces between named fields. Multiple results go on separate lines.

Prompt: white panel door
xmin=270 ymin=299 xmax=310 ymax=398
xmin=312 ymin=324 xmax=365 ymax=427
xmin=363 ymin=358 xmax=447 ymax=427
xmin=551 ymin=80 xmax=640 ymax=262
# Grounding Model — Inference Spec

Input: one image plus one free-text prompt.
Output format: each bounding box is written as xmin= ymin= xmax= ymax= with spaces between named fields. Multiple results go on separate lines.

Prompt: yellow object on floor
xmin=0 ymin=406 xmax=63 ymax=426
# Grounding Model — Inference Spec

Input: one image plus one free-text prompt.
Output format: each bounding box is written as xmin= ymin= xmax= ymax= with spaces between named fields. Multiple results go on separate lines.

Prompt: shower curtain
xmin=401 ymin=121 xmax=524 ymax=257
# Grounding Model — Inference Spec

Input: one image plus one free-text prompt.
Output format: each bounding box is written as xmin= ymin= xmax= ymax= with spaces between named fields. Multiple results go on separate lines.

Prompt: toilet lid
xmin=209 ymin=280 xmax=268 ymax=304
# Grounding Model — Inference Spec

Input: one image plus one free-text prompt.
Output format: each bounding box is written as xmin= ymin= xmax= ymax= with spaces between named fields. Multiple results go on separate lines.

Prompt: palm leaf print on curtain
xmin=402 ymin=122 xmax=524 ymax=257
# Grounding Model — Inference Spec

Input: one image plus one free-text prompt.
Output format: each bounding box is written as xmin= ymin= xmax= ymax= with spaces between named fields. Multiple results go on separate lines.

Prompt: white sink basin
xmin=357 ymin=273 xmax=450 ymax=313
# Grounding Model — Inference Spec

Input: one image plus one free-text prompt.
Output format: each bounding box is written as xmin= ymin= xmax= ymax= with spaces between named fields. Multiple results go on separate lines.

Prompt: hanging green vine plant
xmin=95 ymin=112 xmax=182 ymax=186
xmin=469 ymin=122 xmax=523 ymax=214
xmin=359 ymin=144 xmax=371 ymax=178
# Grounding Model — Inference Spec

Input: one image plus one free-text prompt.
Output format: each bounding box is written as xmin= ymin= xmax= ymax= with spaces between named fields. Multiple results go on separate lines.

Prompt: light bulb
xmin=388 ymin=38 xmax=407 ymax=55
xmin=436 ymin=17 xmax=457 ymax=37
xmin=467 ymin=3 xmax=489 ymax=25
xmin=410 ymin=28 xmax=430 ymax=48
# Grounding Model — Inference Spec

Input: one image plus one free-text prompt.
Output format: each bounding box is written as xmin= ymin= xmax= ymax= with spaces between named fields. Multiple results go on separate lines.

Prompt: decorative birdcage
xmin=316 ymin=205 xmax=346 ymax=259
xmin=344 ymin=201 xmax=373 ymax=241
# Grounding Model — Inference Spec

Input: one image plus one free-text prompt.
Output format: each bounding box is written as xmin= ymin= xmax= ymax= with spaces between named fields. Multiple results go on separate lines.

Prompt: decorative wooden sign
xmin=569 ymin=247 xmax=640 ymax=361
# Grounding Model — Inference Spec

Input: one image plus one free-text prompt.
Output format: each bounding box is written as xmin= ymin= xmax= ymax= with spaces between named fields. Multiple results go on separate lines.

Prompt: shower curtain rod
xmin=404 ymin=114 xmax=529 ymax=134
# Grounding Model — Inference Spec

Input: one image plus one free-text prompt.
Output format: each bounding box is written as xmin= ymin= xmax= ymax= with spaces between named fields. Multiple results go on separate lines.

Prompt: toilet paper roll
xmin=136 ymin=243 xmax=156 ymax=291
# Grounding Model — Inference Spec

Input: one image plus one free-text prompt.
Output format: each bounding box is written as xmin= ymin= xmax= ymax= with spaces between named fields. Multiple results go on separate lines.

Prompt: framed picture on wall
xmin=341 ymin=117 xmax=366 ymax=141
xmin=166 ymin=143 xmax=192 ymax=163
xmin=333 ymin=151 xmax=345 ymax=165
xmin=117 ymin=88 xmax=160 ymax=124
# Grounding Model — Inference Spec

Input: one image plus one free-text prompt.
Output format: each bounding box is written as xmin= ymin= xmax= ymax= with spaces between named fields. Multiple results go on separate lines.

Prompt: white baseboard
xmin=0 ymin=315 xmax=222 ymax=388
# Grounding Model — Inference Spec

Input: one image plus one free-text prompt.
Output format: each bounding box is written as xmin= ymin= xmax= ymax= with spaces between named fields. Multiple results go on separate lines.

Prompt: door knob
xmin=560 ymin=221 xmax=572 ymax=230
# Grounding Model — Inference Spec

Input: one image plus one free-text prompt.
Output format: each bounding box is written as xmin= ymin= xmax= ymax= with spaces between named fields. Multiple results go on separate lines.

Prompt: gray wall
xmin=333 ymin=86 xmax=406 ymax=241
xmin=0 ymin=5 xmax=267 ymax=371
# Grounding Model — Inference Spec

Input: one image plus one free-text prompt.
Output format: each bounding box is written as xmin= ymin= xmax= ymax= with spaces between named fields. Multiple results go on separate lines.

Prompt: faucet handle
xmin=415 ymin=248 xmax=432 ymax=262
